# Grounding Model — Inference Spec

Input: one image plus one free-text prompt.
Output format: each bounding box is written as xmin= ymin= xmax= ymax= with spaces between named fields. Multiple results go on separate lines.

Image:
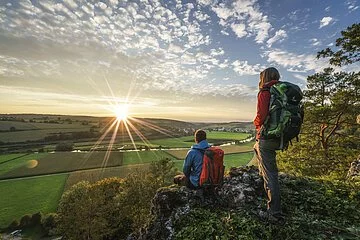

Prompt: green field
xmin=122 ymin=151 xmax=174 ymax=165
xmin=64 ymin=164 xmax=147 ymax=191
xmin=0 ymin=153 xmax=28 ymax=164
xmin=224 ymin=152 xmax=254 ymax=168
xmin=0 ymin=121 xmax=92 ymax=142
xmin=0 ymin=131 xmax=254 ymax=230
xmin=0 ymin=174 xmax=68 ymax=229
xmin=129 ymin=132 xmax=251 ymax=148
xmin=172 ymin=152 xmax=254 ymax=172
xmin=166 ymin=141 xmax=255 ymax=159
xmin=0 ymin=153 xmax=49 ymax=176
xmin=0 ymin=152 xmax=123 ymax=179
xmin=206 ymin=132 xmax=251 ymax=140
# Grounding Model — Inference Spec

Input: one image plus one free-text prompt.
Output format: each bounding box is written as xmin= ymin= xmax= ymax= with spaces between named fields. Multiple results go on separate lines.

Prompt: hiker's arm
xmin=183 ymin=151 xmax=193 ymax=177
xmin=253 ymin=91 xmax=270 ymax=129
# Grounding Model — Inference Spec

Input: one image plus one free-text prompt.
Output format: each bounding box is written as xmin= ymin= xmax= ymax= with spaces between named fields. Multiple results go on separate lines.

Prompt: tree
xmin=56 ymin=178 xmax=129 ymax=240
xmin=41 ymin=213 xmax=57 ymax=236
xmin=149 ymin=158 xmax=177 ymax=185
xmin=279 ymin=24 xmax=360 ymax=178
xmin=116 ymin=170 xmax=162 ymax=231
xmin=317 ymin=23 xmax=360 ymax=66
xmin=55 ymin=142 xmax=74 ymax=152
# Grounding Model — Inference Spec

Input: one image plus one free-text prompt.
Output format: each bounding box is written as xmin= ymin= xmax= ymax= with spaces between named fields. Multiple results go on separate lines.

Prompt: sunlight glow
xmin=114 ymin=104 xmax=129 ymax=122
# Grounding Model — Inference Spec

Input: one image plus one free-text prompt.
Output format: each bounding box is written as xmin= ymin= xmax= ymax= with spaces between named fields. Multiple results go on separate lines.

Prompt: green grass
xmin=0 ymin=174 xmax=68 ymax=229
xmin=172 ymin=152 xmax=254 ymax=173
xmin=130 ymin=132 xmax=250 ymax=148
xmin=166 ymin=142 xmax=255 ymax=160
xmin=206 ymin=132 xmax=251 ymax=140
xmin=0 ymin=121 xmax=92 ymax=143
xmin=123 ymin=151 xmax=175 ymax=165
xmin=0 ymin=153 xmax=49 ymax=176
xmin=0 ymin=152 xmax=123 ymax=179
xmin=64 ymin=164 xmax=148 ymax=191
xmin=173 ymin=160 xmax=184 ymax=172
xmin=0 ymin=121 xmax=91 ymax=131
xmin=224 ymin=152 xmax=254 ymax=169
xmin=0 ymin=153 xmax=28 ymax=164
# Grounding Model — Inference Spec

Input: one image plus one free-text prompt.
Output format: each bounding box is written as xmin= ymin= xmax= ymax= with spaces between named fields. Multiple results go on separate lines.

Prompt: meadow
xmin=172 ymin=151 xmax=254 ymax=172
xmin=0 ymin=174 xmax=68 ymax=229
xmin=0 ymin=121 xmax=92 ymax=143
xmin=0 ymin=127 xmax=254 ymax=229
xmin=0 ymin=152 xmax=123 ymax=179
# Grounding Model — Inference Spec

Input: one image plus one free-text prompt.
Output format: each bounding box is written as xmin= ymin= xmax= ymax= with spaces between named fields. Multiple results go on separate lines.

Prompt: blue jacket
xmin=183 ymin=140 xmax=211 ymax=187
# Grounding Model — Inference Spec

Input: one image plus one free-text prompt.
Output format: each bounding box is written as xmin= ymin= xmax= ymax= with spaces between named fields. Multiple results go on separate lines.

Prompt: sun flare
xmin=114 ymin=104 xmax=129 ymax=121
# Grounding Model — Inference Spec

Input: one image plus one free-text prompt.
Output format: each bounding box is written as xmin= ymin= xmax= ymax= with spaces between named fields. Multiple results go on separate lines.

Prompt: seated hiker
xmin=174 ymin=129 xmax=210 ymax=189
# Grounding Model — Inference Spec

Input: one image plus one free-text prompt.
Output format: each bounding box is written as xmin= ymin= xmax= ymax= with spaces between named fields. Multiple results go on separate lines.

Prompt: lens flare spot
xmin=26 ymin=160 xmax=38 ymax=168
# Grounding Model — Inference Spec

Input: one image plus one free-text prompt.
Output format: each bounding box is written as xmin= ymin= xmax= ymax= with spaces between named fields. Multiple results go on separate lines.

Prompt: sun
xmin=114 ymin=104 xmax=129 ymax=121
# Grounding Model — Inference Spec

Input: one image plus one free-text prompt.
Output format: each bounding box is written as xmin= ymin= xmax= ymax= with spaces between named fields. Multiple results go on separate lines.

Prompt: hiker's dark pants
xmin=254 ymin=139 xmax=281 ymax=215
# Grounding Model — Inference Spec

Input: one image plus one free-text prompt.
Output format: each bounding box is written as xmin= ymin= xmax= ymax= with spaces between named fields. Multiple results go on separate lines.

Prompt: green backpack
xmin=260 ymin=81 xmax=304 ymax=150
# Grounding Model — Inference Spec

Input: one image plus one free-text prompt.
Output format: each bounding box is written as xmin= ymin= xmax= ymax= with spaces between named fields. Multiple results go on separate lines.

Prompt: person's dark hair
xmin=259 ymin=67 xmax=280 ymax=89
xmin=195 ymin=129 xmax=206 ymax=143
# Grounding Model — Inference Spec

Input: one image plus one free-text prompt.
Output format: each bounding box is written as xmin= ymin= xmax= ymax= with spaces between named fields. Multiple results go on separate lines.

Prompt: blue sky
xmin=0 ymin=0 xmax=359 ymax=121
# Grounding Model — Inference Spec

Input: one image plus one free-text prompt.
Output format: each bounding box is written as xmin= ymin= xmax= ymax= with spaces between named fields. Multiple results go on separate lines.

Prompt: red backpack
xmin=199 ymin=146 xmax=225 ymax=187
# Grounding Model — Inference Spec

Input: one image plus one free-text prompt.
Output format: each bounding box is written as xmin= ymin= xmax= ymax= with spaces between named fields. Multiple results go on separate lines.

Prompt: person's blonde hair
xmin=259 ymin=67 xmax=280 ymax=89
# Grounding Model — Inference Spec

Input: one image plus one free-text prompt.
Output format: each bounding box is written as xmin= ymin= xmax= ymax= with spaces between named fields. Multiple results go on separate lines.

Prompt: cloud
xmin=231 ymin=23 xmax=247 ymax=38
xmin=266 ymin=29 xmax=287 ymax=47
xmin=309 ymin=38 xmax=321 ymax=46
xmin=319 ymin=16 xmax=333 ymax=28
xmin=265 ymin=49 xmax=329 ymax=72
xmin=346 ymin=0 xmax=359 ymax=12
xmin=293 ymin=73 xmax=307 ymax=82
xmin=211 ymin=0 xmax=273 ymax=44
xmin=232 ymin=60 xmax=264 ymax=76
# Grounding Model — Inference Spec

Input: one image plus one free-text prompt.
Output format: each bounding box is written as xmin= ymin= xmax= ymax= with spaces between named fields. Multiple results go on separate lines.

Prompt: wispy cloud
xmin=267 ymin=29 xmax=287 ymax=47
xmin=319 ymin=16 xmax=334 ymax=28
xmin=265 ymin=49 xmax=329 ymax=72
xmin=232 ymin=60 xmax=264 ymax=76
xmin=211 ymin=0 xmax=273 ymax=44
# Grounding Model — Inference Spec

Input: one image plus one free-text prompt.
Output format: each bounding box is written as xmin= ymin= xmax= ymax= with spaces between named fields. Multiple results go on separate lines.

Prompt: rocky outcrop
xmin=135 ymin=166 xmax=264 ymax=240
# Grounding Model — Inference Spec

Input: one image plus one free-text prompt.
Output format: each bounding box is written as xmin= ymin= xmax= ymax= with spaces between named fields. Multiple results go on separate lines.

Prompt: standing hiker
xmin=253 ymin=67 xmax=285 ymax=224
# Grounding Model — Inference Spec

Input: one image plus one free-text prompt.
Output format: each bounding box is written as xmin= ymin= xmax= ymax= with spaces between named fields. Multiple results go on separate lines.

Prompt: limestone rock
xmin=135 ymin=166 xmax=264 ymax=240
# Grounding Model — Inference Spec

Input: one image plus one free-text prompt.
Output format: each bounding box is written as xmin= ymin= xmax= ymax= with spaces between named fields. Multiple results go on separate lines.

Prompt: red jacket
xmin=253 ymin=80 xmax=279 ymax=139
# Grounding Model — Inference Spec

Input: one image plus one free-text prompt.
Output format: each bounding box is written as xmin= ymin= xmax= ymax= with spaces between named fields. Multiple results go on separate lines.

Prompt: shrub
xmin=7 ymin=219 xmax=19 ymax=231
xmin=19 ymin=214 xmax=31 ymax=228
xmin=55 ymin=142 xmax=74 ymax=152
xmin=41 ymin=213 xmax=58 ymax=236
xmin=30 ymin=212 xmax=42 ymax=226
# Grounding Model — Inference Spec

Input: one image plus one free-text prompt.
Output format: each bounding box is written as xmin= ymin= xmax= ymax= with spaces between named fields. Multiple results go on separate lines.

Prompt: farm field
xmin=0 ymin=121 xmax=92 ymax=131
xmin=166 ymin=141 xmax=255 ymax=159
xmin=0 ymin=153 xmax=49 ymax=176
xmin=0 ymin=174 xmax=68 ymax=229
xmin=0 ymin=153 xmax=28 ymax=164
xmin=223 ymin=152 xmax=254 ymax=168
xmin=122 ymin=151 xmax=174 ymax=165
xmin=64 ymin=164 xmax=148 ymax=191
xmin=0 ymin=128 xmax=93 ymax=143
xmin=206 ymin=132 xmax=251 ymax=140
xmin=0 ymin=152 xmax=123 ymax=179
xmin=172 ymin=151 xmax=254 ymax=172
xmin=0 ymin=150 xmax=177 ymax=179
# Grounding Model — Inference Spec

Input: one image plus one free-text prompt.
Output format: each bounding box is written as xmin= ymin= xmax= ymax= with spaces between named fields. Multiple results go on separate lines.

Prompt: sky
xmin=0 ymin=0 xmax=359 ymax=122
